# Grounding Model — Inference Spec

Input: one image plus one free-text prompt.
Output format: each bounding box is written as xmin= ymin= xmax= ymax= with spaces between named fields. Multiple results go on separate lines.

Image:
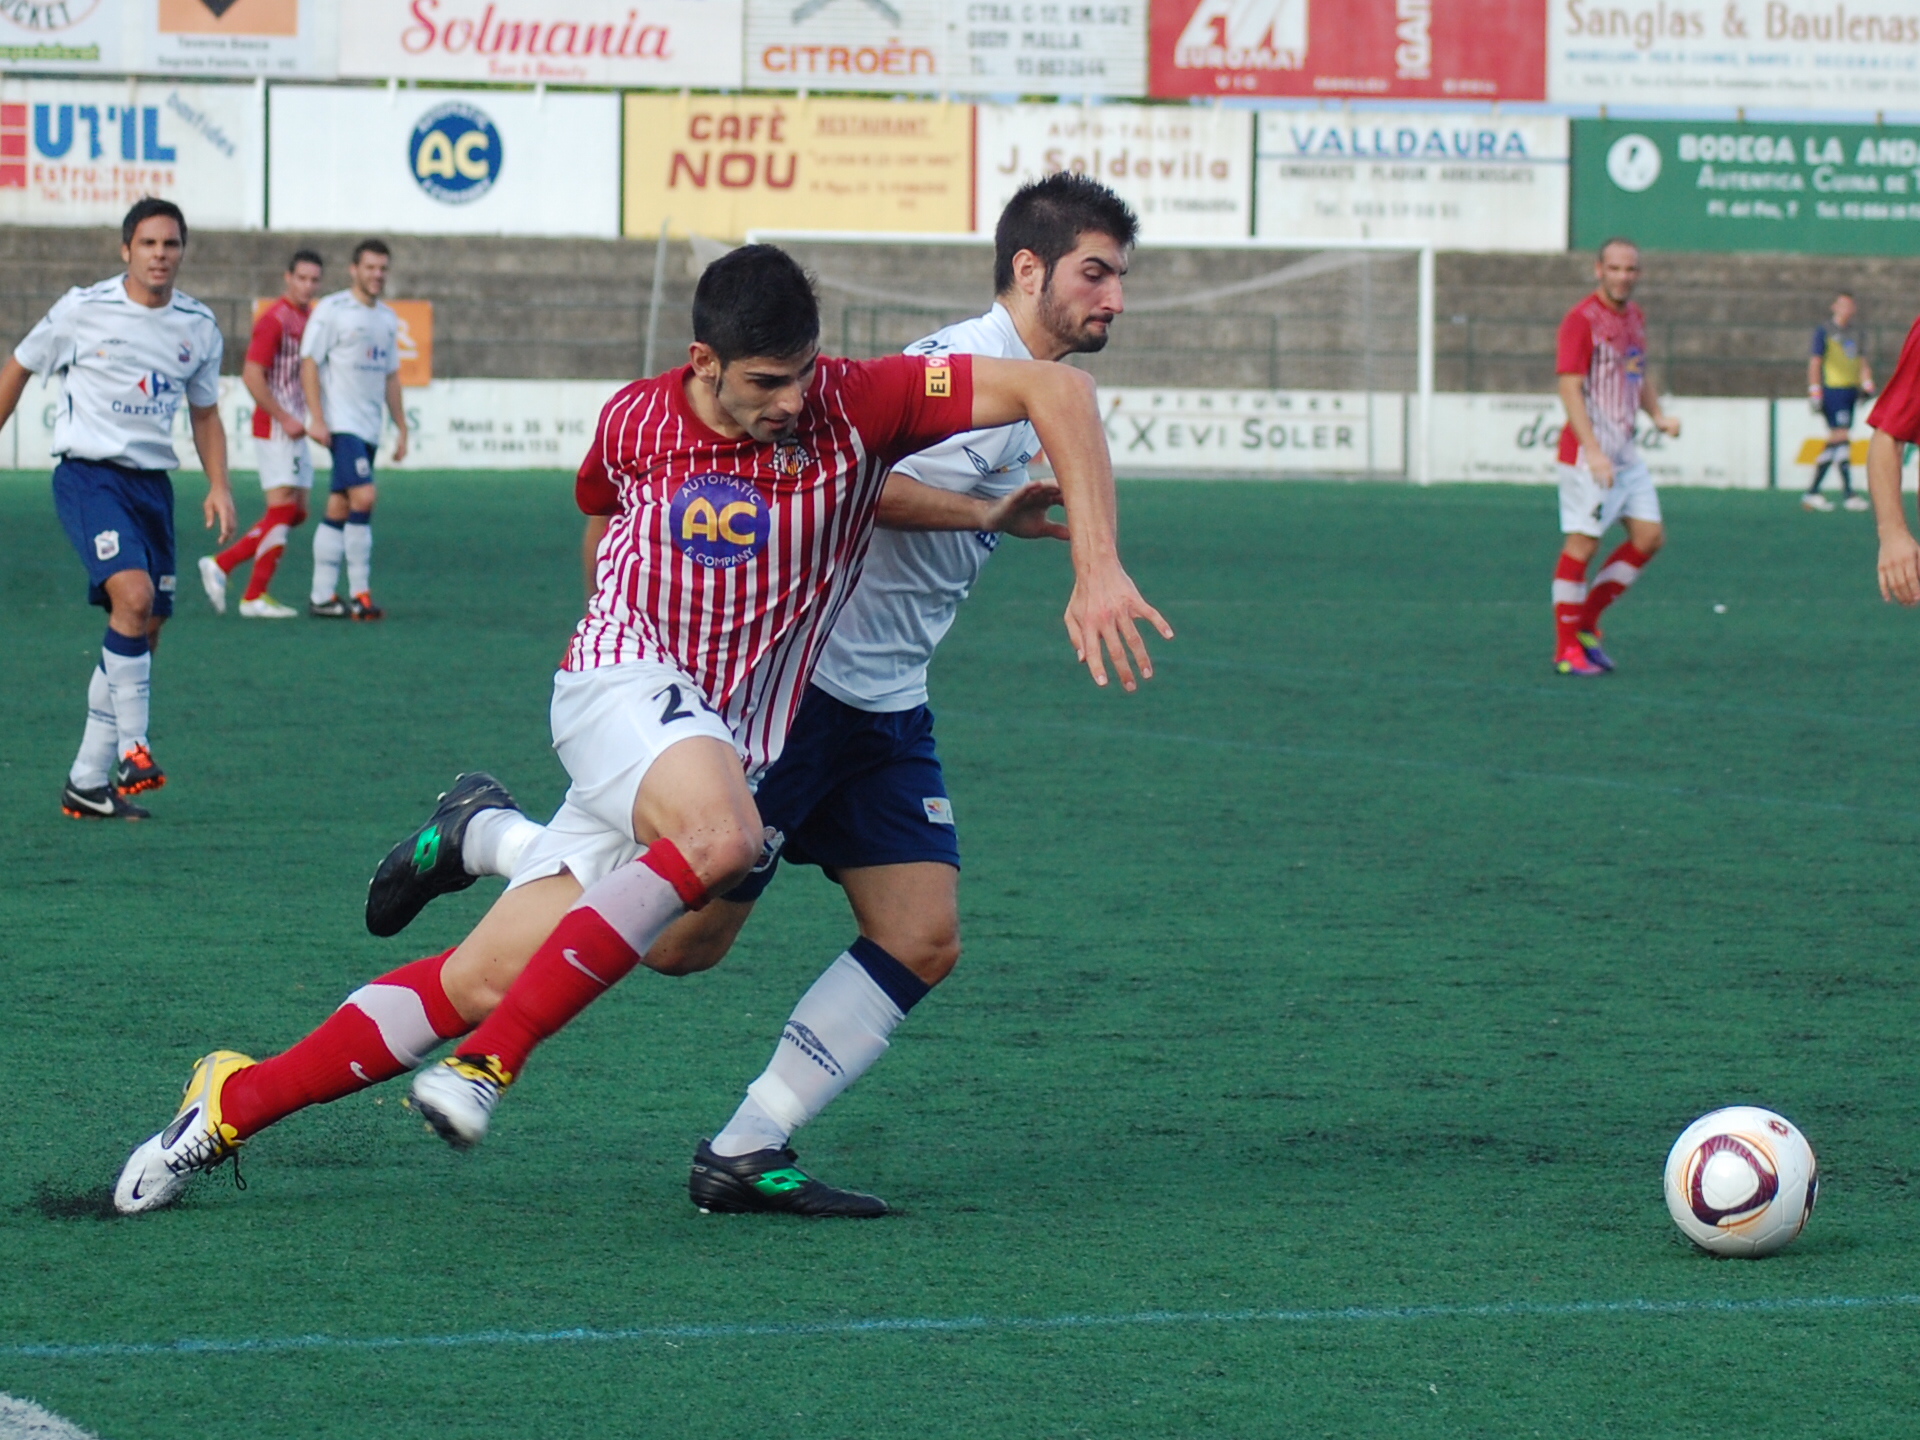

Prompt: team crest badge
xmin=770 ymin=439 xmax=812 ymax=478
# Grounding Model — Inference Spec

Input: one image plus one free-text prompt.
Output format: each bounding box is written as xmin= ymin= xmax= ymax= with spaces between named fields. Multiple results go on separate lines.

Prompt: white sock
xmin=344 ymin=518 xmax=373 ymax=597
xmin=68 ymin=665 xmax=119 ymax=789
xmin=99 ymin=645 xmax=151 ymax=755
xmin=312 ymin=522 xmax=345 ymax=603
xmin=462 ymin=808 xmax=545 ymax=879
xmin=711 ymin=951 xmax=908 ymax=1157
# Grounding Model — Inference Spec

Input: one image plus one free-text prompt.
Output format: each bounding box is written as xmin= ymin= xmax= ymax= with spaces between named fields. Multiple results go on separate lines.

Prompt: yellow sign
xmin=623 ymin=93 xmax=972 ymax=240
xmin=1795 ymin=438 xmax=1869 ymax=465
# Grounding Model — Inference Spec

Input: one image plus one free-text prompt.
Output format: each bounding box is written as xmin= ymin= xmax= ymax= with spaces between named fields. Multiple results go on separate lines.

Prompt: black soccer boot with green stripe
xmin=688 ymin=1139 xmax=890 ymax=1218
xmin=365 ymin=772 xmax=519 ymax=937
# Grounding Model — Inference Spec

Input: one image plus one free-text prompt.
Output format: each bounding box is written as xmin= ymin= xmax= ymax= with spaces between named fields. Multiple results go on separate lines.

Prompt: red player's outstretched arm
xmin=966 ymin=355 xmax=1171 ymax=692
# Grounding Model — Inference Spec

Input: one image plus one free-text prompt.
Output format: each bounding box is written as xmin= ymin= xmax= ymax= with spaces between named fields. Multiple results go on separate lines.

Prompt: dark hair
xmin=352 ymin=238 xmax=391 ymax=264
xmin=289 ymin=248 xmax=324 ymax=272
xmin=994 ymin=174 xmax=1139 ymax=294
xmin=122 ymin=198 xmax=186 ymax=248
xmin=1597 ymin=236 xmax=1639 ymax=261
xmin=692 ymin=244 xmax=820 ymax=365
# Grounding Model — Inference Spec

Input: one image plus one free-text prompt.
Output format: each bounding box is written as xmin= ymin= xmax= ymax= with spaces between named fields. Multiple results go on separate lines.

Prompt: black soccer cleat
xmin=365 ymin=772 xmax=520 ymax=937
xmin=350 ymin=592 xmax=384 ymax=622
xmin=309 ymin=596 xmax=350 ymax=619
xmin=688 ymin=1139 xmax=890 ymax=1218
xmin=61 ymin=780 xmax=150 ymax=821
xmin=113 ymin=743 xmax=165 ymax=796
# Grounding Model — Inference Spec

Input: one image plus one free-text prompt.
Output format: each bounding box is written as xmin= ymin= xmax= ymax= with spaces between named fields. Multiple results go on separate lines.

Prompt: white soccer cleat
xmin=1801 ymin=493 xmax=1834 ymax=512
xmin=238 ymin=595 xmax=299 ymax=619
xmin=114 ymin=1050 xmax=256 ymax=1215
xmin=197 ymin=555 xmax=228 ymax=614
xmin=410 ymin=1054 xmax=512 ymax=1151
xmin=1843 ymin=494 xmax=1870 ymax=512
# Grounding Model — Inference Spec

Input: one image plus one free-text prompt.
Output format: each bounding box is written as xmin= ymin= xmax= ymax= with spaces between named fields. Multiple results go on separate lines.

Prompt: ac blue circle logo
xmin=409 ymin=103 xmax=501 ymax=205
xmin=670 ymin=474 xmax=765 ymax=570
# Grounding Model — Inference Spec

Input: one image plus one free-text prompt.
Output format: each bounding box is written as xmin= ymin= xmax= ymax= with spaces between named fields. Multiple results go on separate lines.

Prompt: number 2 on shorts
xmin=654 ymin=683 xmax=697 ymax=725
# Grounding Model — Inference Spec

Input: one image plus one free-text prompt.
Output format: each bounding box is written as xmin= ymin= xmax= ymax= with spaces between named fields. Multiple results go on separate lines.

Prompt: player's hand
xmin=1064 ymin=564 xmax=1173 ymax=692
xmin=1586 ymin=450 xmax=1616 ymax=488
xmin=1878 ymin=530 xmax=1920 ymax=607
xmin=392 ymin=429 xmax=410 ymax=463
xmin=307 ymin=418 xmax=331 ymax=448
xmin=204 ymin=483 xmax=237 ymax=544
xmin=281 ymin=415 xmax=306 ymax=440
xmin=1654 ymin=413 xmax=1681 ymax=439
xmin=985 ymin=481 xmax=1068 ymax=541
xmin=1809 ymin=386 xmax=1824 ymax=415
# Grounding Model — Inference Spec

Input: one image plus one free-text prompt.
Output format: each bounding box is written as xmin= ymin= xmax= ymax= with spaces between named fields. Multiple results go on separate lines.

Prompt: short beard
xmin=1037 ymin=276 xmax=1111 ymax=355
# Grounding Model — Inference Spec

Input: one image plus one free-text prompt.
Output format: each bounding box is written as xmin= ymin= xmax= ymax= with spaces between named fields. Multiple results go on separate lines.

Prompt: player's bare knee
xmin=645 ymin=933 xmax=729 ymax=977
xmin=905 ymin=930 xmax=961 ymax=986
xmin=675 ymin=823 xmax=761 ymax=897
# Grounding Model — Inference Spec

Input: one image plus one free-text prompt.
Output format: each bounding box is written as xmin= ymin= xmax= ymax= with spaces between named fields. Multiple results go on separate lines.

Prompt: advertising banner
xmin=1549 ymin=0 xmax=1920 ymax=112
xmin=0 ymin=78 xmax=262 ymax=228
xmin=149 ymin=0 xmax=320 ymax=77
xmin=1149 ymin=0 xmax=1544 ymax=101
xmin=956 ymin=0 xmax=1146 ymax=97
xmin=1573 ymin=120 xmax=1920 ymax=257
xmin=0 ymin=0 xmax=129 ymax=74
xmin=339 ymin=0 xmax=742 ymax=88
xmin=269 ymin=85 xmax=619 ymax=237
xmin=624 ymin=93 xmax=972 ymax=240
xmin=976 ymin=103 xmax=1250 ymax=240
xmin=1101 ymin=388 xmax=1405 ymax=475
xmin=1429 ymin=392 xmax=1770 ymax=487
xmin=1254 ymin=110 xmax=1567 ymax=250
xmin=744 ymin=0 xmax=948 ymax=93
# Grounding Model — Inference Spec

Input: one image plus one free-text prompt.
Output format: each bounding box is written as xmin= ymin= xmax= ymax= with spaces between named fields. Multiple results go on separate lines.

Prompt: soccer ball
xmin=1663 ymin=1107 xmax=1818 ymax=1257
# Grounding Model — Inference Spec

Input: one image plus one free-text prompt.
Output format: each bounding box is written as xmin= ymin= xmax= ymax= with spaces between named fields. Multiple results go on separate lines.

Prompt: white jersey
xmin=300 ymin=289 xmax=400 ymax=443
xmin=810 ymin=303 xmax=1039 ymax=713
xmin=13 ymin=276 xmax=222 ymax=473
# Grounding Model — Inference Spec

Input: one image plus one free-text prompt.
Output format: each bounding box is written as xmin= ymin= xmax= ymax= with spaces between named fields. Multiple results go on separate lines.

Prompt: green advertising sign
xmin=1572 ymin=119 xmax=1920 ymax=256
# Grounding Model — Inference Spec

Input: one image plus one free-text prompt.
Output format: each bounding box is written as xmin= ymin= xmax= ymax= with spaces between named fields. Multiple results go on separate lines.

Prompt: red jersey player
xmin=1550 ymin=238 xmax=1681 ymax=676
xmin=114 ymin=244 xmax=1170 ymax=1213
xmin=198 ymin=250 xmax=323 ymax=620
xmin=1866 ymin=314 xmax=1920 ymax=605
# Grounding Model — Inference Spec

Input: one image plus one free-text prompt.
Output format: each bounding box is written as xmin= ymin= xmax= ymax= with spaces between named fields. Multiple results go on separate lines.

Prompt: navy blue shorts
xmin=727 ymin=684 xmax=959 ymax=904
xmin=1822 ymin=387 xmax=1859 ymax=429
xmin=51 ymin=458 xmax=176 ymax=617
xmin=329 ymin=433 xmax=378 ymax=494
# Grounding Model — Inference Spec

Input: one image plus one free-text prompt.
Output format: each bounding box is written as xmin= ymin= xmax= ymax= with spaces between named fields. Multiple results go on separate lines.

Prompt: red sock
xmin=216 ymin=513 xmax=270 ymax=572
xmin=221 ymin=950 xmax=469 ymax=1140
xmin=1578 ymin=543 xmax=1650 ymax=631
xmin=241 ymin=503 xmax=303 ymax=601
xmin=1553 ymin=551 xmax=1588 ymax=653
xmin=459 ymin=840 xmax=708 ymax=1078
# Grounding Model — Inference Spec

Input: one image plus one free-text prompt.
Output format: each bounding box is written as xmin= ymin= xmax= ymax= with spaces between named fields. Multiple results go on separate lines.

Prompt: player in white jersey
xmin=0 ymin=199 xmax=234 ymax=821
xmin=300 ymin=238 xmax=408 ymax=620
xmin=115 ymin=241 xmax=1168 ymax=1216
xmin=359 ymin=176 xmax=1141 ymax=1215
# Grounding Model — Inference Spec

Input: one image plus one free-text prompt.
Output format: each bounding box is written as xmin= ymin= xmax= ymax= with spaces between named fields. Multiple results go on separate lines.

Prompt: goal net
xmin=744 ymin=231 xmax=1435 ymax=483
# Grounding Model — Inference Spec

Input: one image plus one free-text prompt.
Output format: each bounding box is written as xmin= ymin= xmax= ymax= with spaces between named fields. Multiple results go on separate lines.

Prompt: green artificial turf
xmin=3 ymin=470 xmax=1919 ymax=1438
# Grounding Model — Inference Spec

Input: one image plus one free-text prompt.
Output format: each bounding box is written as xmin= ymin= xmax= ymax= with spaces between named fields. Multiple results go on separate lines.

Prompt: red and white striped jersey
xmin=568 ymin=352 xmax=976 ymax=778
xmin=1556 ymin=293 xmax=1647 ymax=466
xmin=245 ymin=297 xmax=310 ymax=441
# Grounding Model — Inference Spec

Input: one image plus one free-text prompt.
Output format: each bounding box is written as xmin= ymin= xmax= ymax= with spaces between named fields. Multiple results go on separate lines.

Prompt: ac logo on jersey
xmin=670 ymin=473 xmax=765 ymax=570
xmin=771 ymin=439 xmax=812 ymax=478
xmin=1624 ymin=346 xmax=1646 ymax=377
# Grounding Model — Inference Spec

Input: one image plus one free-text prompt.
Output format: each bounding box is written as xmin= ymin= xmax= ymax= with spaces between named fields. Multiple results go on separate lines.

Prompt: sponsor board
xmin=269 ymin=85 xmax=619 ymax=236
xmin=977 ymin=103 xmax=1250 ymax=240
xmin=956 ymin=0 xmax=1147 ymax=97
xmin=1149 ymin=0 xmax=1544 ymax=101
xmin=1573 ymin=120 xmax=1920 ymax=257
xmin=1430 ymin=392 xmax=1770 ymax=488
xmin=744 ymin=0 xmax=948 ymax=93
xmin=1255 ymin=109 xmax=1567 ymax=250
xmin=0 ymin=78 xmax=262 ymax=227
xmin=339 ymin=0 xmax=743 ymax=87
xmin=1549 ymin=0 xmax=1920 ymax=112
xmin=1770 ymin=394 xmax=1908 ymax=489
xmin=624 ymin=92 xmax=971 ymax=239
xmin=150 ymin=0 xmax=318 ymax=77
xmin=1102 ymin=388 xmax=1406 ymax=475
xmin=0 ymin=0 xmax=127 ymax=73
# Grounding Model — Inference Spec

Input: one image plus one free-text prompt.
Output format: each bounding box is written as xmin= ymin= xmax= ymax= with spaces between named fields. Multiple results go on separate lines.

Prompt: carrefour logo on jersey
xmin=409 ymin=103 xmax=502 ymax=205
xmin=670 ymin=474 xmax=766 ymax=569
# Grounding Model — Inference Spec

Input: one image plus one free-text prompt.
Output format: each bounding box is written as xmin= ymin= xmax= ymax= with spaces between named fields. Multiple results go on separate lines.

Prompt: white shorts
xmin=1558 ymin=458 xmax=1660 ymax=538
xmin=507 ymin=659 xmax=740 ymax=893
xmin=256 ymin=435 xmax=314 ymax=492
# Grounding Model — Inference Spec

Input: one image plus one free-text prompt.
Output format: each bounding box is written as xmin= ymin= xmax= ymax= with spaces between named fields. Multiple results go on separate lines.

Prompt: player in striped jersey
xmin=198 ymin=250 xmax=323 ymax=620
xmin=1550 ymin=238 xmax=1681 ymax=677
xmin=115 ymin=242 xmax=1168 ymax=1214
